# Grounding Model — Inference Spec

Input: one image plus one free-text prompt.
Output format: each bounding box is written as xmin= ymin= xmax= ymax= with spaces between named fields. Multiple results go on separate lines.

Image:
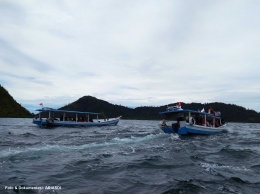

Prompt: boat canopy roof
xmin=159 ymin=109 xmax=221 ymax=118
xmin=35 ymin=107 xmax=100 ymax=115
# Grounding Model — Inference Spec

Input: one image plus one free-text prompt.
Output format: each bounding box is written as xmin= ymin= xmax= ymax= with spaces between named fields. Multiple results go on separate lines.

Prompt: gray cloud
xmin=1 ymin=0 xmax=260 ymax=112
xmin=0 ymin=39 xmax=53 ymax=72
xmin=0 ymin=71 xmax=53 ymax=86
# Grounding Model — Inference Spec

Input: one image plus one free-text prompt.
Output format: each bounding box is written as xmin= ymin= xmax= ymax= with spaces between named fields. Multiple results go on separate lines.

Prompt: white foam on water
xmin=170 ymin=133 xmax=180 ymax=141
xmin=130 ymin=146 xmax=136 ymax=153
xmin=111 ymin=133 xmax=166 ymax=144
xmin=0 ymin=142 xmax=113 ymax=158
xmin=0 ymin=133 xmax=166 ymax=158
xmin=218 ymin=186 xmax=238 ymax=193
xmin=200 ymin=162 xmax=253 ymax=173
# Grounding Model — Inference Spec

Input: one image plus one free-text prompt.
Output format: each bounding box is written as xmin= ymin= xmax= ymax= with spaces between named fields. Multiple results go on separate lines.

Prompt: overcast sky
xmin=1 ymin=0 xmax=260 ymax=113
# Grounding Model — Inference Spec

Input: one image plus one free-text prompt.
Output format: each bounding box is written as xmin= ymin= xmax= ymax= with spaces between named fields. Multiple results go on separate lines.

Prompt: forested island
xmin=60 ymin=96 xmax=260 ymax=123
xmin=0 ymin=85 xmax=32 ymax=118
xmin=1 ymin=85 xmax=260 ymax=122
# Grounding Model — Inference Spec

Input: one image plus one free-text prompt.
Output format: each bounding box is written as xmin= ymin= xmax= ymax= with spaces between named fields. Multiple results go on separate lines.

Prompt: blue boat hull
xmin=33 ymin=118 xmax=120 ymax=127
xmin=161 ymin=123 xmax=226 ymax=135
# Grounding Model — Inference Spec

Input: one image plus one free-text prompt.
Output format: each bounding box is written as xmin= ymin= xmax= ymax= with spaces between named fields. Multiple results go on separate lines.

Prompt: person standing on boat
xmin=210 ymin=107 xmax=216 ymax=116
xmin=201 ymin=117 xmax=210 ymax=127
xmin=215 ymin=109 xmax=222 ymax=126
xmin=215 ymin=119 xmax=220 ymax=127
xmin=215 ymin=109 xmax=221 ymax=117
xmin=161 ymin=119 xmax=167 ymax=127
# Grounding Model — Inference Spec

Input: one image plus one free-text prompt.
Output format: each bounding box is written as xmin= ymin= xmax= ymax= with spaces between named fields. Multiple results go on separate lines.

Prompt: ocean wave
xmin=161 ymin=180 xmax=206 ymax=194
xmin=1 ymin=121 xmax=260 ymax=194
xmin=0 ymin=133 xmax=167 ymax=159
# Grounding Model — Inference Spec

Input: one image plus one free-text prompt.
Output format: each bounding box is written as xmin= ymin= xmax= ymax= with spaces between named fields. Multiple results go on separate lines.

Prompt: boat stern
xmin=32 ymin=118 xmax=42 ymax=126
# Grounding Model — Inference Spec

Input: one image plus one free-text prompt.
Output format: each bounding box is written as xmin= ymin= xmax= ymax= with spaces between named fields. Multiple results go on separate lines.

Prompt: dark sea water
xmin=0 ymin=118 xmax=260 ymax=194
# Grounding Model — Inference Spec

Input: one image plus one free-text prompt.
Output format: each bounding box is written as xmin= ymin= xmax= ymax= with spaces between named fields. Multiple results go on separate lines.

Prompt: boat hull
xmin=33 ymin=117 xmax=121 ymax=127
xmin=161 ymin=123 xmax=226 ymax=135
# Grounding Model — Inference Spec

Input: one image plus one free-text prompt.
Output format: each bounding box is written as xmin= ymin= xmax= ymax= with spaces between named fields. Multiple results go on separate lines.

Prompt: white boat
xmin=159 ymin=105 xmax=226 ymax=135
xmin=33 ymin=107 xmax=121 ymax=127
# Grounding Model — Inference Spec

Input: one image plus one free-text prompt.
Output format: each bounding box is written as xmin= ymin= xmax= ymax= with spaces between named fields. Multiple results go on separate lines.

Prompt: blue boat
xmin=159 ymin=105 xmax=226 ymax=135
xmin=33 ymin=107 xmax=121 ymax=127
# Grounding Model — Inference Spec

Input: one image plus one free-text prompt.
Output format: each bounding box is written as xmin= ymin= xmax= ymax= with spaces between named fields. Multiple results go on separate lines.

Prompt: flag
xmin=39 ymin=103 xmax=43 ymax=106
xmin=178 ymin=102 xmax=181 ymax=107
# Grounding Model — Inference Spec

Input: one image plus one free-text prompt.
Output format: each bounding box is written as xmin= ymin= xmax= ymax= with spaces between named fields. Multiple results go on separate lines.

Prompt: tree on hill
xmin=0 ymin=85 xmax=32 ymax=118
xmin=59 ymin=96 xmax=260 ymax=123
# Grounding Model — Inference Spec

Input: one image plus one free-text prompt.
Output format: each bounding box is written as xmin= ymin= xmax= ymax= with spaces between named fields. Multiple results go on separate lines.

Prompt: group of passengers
xmin=198 ymin=107 xmax=221 ymax=117
xmin=59 ymin=116 xmax=93 ymax=122
xmin=196 ymin=115 xmax=220 ymax=127
xmin=192 ymin=107 xmax=224 ymax=127
xmin=210 ymin=108 xmax=221 ymax=117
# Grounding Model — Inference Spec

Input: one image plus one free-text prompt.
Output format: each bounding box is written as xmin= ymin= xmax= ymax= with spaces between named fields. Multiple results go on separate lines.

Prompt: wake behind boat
xmin=33 ymin=107 xmax=121 ymax=127
xmin=159 ymin=103 xmax=226 ymax=135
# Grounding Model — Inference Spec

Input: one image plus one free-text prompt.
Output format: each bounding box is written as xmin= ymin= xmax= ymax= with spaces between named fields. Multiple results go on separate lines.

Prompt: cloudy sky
xmin=1 ymin=0 xmax=260 ymax=113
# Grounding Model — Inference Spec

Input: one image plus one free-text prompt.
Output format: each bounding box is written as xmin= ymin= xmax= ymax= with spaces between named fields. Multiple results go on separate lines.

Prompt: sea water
xmin=0 ymin=118 xmax=260 ymax=194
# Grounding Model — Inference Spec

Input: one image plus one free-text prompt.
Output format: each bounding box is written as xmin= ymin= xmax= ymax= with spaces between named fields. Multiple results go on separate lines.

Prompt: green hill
xmin=0 ymin=85 xmax=32 ymax=118
xmin=60 ymin=96 xmax=260 ymax=123
xmin=59 ymin=96 xmax=134 ymax=119
xmin=1 ymin=85 xmax=259 ymax=122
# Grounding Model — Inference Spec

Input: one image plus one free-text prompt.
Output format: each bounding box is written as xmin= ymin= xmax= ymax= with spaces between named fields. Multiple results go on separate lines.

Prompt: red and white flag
xmin=39 ymin=103 xmax=43 ymax=106
xmin=178 ymin=102 xmax=181 ymax=108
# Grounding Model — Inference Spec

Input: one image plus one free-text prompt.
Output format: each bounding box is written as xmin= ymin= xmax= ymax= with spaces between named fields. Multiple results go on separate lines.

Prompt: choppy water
xmin=0 ymin=119 xmax=260 ymax=194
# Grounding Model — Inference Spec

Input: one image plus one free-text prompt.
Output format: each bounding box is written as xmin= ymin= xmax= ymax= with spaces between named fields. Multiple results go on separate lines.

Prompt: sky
xmin=1 ymin=0 xmax=260 ymax=113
